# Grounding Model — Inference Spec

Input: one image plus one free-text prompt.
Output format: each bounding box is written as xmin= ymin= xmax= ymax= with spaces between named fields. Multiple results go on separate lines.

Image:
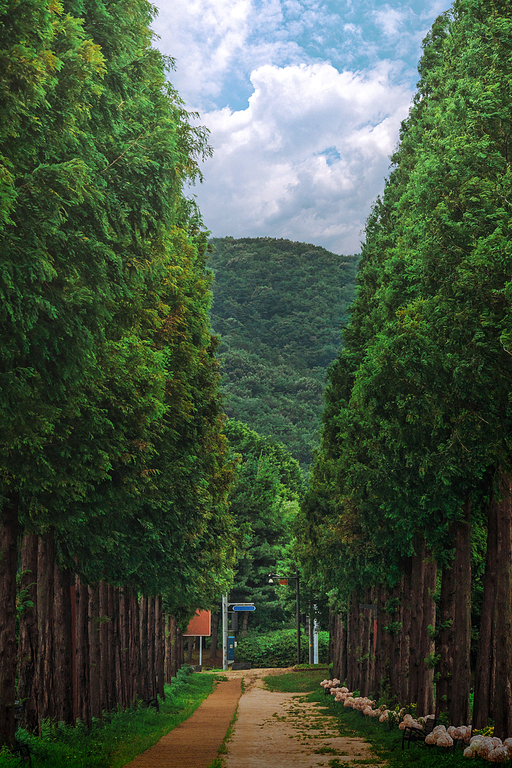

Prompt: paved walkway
xmin=122 ymin=677 xmax=242 ymax=768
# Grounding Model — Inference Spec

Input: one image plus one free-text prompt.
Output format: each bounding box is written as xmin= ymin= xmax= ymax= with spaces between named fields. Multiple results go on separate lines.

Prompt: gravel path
xmin=122 ymin=668 xmax=385 ymax=768
xmin=224 ymin=670 xmax=386 ymax=768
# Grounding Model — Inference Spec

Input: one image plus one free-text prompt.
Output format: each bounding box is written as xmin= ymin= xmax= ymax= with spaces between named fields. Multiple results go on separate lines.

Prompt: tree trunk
xmin=36 ymin=529 xmax=55 ymax=728
xmin=170 ymin=616 xmax=178 ymax=680
xmin=399 ymin=559 xmax=412 ymax=705
xmin=375 ymin=584 xmax=390 ymax=700
xmin=155 ymin=597 xmax=165 ymax=700
xmin=99 ymin=580 xmax=109 ymax=714
xmin=76 ymin=576 xmax=91 ymax=728
xmin=88 ymin=584 xmax=101 ymax=720
xmin=129 ymin=589 xmax=140 ymax=701
xmin=139 ymin=596 xmax=150 ymax=700
xmin=0 ymin=491 xmax=19 ymax=748
xmin=492 ymin=471 xmax=512 ymax=740
xmin=210 ymin=611 xmax=219 ymax=659
xmin=119 ymin=587 xmax=130 ymax=708
xmin=437 ymin=510 xmax=474 ymax=726
xmin=408 ymin=539 xmax=425 ymax=708
xmin=421 ymin=556 xmax=436 ymax=716
xmin=109 ymin=585 xmax=119 ymax=711
xmin=346 ymin=591 xmax=359 ymax=691
xmin=147 ymin=597 xmax=156 ymax=698
xmin=446 ymin=503 xmax=472 ymax=725
xmin=53 ymin=563 xmax=74 ymax=724
xmin=17 ymin=531 xmax=39 ymax=733
xmin=331 ymin=612 xmax=345 ymax=682
xmin=177 ymin=626 xmax=184 ymax=669
xmin=473 ymin=478 xmax=499 ymax=730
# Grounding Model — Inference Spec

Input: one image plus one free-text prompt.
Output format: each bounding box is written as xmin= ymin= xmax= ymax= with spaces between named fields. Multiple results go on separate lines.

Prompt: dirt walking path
xmin=123 ymin=668 xmax=385 ymax=768
xmin=224 ymin=670 xmax=386 ymax=768
xmin=122 ymin=677 xmax=242 ymax=768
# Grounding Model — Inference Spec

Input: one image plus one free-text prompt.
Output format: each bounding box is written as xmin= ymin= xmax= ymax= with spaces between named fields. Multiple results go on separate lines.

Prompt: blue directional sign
xmin=232 ymin=604 xmax=256 ymax=611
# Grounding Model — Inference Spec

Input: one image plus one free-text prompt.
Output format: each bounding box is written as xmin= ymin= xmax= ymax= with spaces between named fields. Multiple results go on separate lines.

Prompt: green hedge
xmin=234 ymin=629 xmax=329 ymax=668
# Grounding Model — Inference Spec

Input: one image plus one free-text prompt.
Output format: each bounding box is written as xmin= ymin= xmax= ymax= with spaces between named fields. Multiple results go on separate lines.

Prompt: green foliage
xmin=0 ymin=0 xmax=235 ymax=620
xmin=298 ymin=0 xmax=512 ymax=624
xmin=226 ymin=419 xmax=303 ymax=631
xmin=234 ymin=629 xmax=329 ymax=668
xmin=209 ymin=237 xmax=358 ymax=470
xmin=6 ymin=669 xmax=214 ymax=768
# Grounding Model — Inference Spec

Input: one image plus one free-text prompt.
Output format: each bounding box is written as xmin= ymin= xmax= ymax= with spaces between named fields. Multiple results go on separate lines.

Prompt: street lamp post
xmin=269 ymin=570 xmax=301 ymax=666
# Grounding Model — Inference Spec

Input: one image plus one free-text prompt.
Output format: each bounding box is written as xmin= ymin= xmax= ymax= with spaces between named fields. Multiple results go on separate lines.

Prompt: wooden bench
xmin=401 ymin=717 xmax=436 ymax=749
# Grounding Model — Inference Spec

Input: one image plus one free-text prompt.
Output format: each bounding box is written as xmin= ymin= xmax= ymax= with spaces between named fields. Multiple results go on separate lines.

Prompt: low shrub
xmin=235 ymin=629 xmax=329 ymax=667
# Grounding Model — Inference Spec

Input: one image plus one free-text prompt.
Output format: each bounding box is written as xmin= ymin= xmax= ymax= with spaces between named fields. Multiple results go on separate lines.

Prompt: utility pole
xmin=222 ymin=593 xmax=228 ymax=672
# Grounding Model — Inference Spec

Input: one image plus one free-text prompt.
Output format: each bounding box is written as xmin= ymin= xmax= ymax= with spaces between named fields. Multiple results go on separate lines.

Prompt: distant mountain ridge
xmin=208 ymin=237 xmax=359 ymax=470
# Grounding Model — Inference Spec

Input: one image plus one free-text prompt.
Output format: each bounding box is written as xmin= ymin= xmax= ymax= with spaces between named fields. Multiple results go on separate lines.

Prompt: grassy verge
xmin=263 ymin=672 xmax=493 ymax=768
xmin=1 ymin=668 xmax=219 ymax=768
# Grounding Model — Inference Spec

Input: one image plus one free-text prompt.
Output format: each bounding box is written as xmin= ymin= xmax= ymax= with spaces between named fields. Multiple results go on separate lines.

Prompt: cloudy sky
xmin=151 ymin=0 xmax=449 ymax=255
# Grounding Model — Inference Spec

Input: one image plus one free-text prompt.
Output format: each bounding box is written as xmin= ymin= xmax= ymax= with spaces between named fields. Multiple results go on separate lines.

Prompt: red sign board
xmin=183 ymin=610 xmax=211 ymax=637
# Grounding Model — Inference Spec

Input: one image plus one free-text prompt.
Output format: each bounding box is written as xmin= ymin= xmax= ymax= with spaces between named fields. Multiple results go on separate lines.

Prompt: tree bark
xmin=346 ymin=591 xmax=359 ymax=691
xmin=76 ymin=576 xmax=91 ymax=728
xmin=147 ymin=597 xmax=156 ymax=698
xmin=17 ymin=531 xmax=39 ymax=733
xmin=53 ymin=563 xmax=74 ymax=724
xmin=139 ymin=596 xmax=150 ymax=700
xmin=441 ymin=502 xmax=472 ymax=725
xmin=177 ymin=626 xmax=184 ymax=670
xmin=473 ymin=478 xmax=499 ymax=730
xmin=170 ymin=616 xmax=178 ymax=680
xmin=109 ymin=585 xmax=119 ymax=711
xmin=129 ymin=589 xmax=140 ymax=701
xmin=408 ymin=539 xmax=425 ymax=708
xmin=155 ymin=597 xmax=165 ymax=700
xmin=99 ymin=580 xmax=109 ymax=714
xmin=421 ymin=556 xmax=436 ymax=716
xmin=36 ymin=529 xmax=55 ymax=728
xmin=399 ymin=559 xmax=412 ymax=705
xmin=492 ymin=471 xmax=512 ymax=740
xmin=0 ymin=491 xmax=19 ymax=748
xmin=119 ymin=587 xmax=130 ymax=708
xmin=210 ymin=611 xmax=219 ymax=659
xmin=88 ymin=584 xmax=101 ymax=720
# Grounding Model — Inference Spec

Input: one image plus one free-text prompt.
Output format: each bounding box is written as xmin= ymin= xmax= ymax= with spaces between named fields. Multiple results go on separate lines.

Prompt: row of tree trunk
xmin=330 ymin=487 xmax=512 ymax=739
xmin=12 ymin=531 xmax=186 ymax=743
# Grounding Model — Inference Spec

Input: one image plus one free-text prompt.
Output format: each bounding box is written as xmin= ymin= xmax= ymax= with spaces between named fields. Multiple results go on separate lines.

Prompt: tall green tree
xmin=301 ymin=0 xmax=512 ymax=734
xmin=225 ymin=419 xmax=303 ymax=632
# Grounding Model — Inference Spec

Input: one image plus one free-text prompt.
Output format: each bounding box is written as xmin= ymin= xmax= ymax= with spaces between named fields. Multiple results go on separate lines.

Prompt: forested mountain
xmin=299 ymin=0 xmax=512 ymax=740
xmin=208 ymin=237 xmax=359 ymax=469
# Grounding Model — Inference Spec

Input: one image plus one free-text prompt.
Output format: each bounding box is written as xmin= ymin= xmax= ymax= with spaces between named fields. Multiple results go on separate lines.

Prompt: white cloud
xmin=190 ymin=61 xmax=413 ymax=254
xmin=152 ymin=0 xmax=254 ymax=106
xmin=372 ymin=5 xmax=410 ymax=37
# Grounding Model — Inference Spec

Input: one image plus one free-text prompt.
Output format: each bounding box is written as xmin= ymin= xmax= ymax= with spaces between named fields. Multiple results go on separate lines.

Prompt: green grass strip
xmin=4 ymin=669 xmax=219 ymax=768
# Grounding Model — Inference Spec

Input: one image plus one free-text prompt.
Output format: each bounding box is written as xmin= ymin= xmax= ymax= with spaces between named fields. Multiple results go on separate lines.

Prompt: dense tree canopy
xmin=0 ymin=0 xmax=235 ymax=746
xmin=299 ymin=0 xmax=512 ymax=737
xmin=225 ymin=419 xmax=303 ymax=632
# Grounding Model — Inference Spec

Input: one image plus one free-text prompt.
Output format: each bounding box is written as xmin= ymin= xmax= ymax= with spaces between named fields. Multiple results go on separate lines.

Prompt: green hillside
xmin=208 ymin=237 xmax=359 ymax=469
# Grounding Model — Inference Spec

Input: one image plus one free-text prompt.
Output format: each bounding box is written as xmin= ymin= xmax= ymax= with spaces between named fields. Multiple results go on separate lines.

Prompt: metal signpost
xmin=222 ymin=597 xmax=256 ymax=671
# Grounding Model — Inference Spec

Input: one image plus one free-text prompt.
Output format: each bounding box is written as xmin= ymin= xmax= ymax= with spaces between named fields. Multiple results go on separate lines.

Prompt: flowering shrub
xmin=319 ymin=681 xmax=512 ymax=763
xmin=464 ymin=736 xmax=512 ymax=762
